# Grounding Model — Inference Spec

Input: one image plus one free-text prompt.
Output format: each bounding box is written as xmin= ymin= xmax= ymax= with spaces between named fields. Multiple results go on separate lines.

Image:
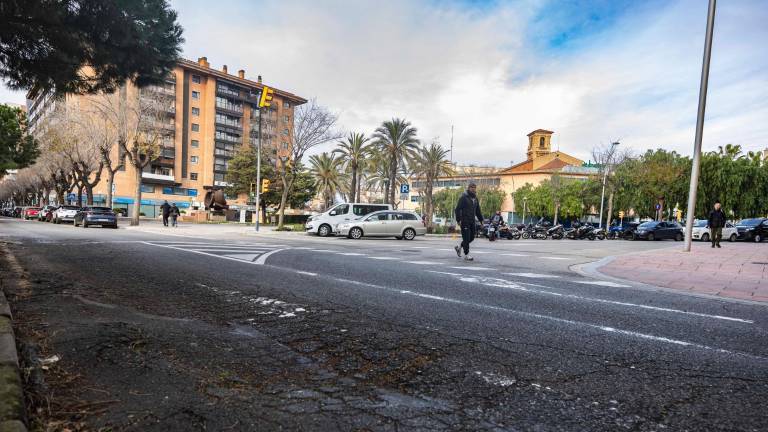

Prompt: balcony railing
xmin=142 ymin=172 xmax=175 ymax=182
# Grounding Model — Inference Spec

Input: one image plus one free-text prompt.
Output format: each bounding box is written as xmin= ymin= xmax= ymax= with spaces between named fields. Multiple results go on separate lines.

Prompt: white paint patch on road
xmin=407 ymin=261 xmax=442 ymax=265
xmin=296 ymin=271 xmax=318 ymax=276
xmin=504 ymin=273 xmax=560 ymax=279
xmin=574 ymin=280 xmax=631 ymax=288
xmin=223 ymin=254 xmax=262 ymax=262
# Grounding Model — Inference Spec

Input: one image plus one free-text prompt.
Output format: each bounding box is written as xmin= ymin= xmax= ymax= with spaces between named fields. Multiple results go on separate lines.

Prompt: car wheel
xmin=675 ymin=233 xmax=683 ymax=242
xmin=701 ymin=233 xmax=709 ymax=242
xmin=647 ymin=233 xmax=655 ymax=241
xmin=729 ymin=233 xmax=737 ymax=242
xmin=755 ymin=234 xmax=763 ymax=243
xmin=403 ymin=228 xmax=416 ymax=240
xmin=317 ymin=224 xmax=332 ymax=237
xmin=349 ymin=227 xmax=363 ymax=239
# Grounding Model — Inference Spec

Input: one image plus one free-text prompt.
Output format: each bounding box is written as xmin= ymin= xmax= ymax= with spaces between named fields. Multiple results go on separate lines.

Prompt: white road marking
xmin=255 ymin=249 xmax=286 ymax=265
xmin=541 ymin=256 xmax=571 ymax=260
xmin=470 ymin=251 xmax=490 ymax=254
xmin=427 ymin=270 xmax=463 ymax=276
xmin=411 ymin=246 xmax=430 ymax=249
xmin=188 ymin=249 xmax=270 ymax=253
xmin=574 ymin=280 xmax=631 ymax=288
xmin=407 ymin=261 xmax=442 ymax=265
xmin=504 ymin=273 xmax=560 ymax=278
xmin=368 ymin=256 xmax=400 ymax=260
xmin=450 ymin=266 xmax=493 ymax=271
xmin=502 ymin=253 xmax=529 ymax=257
xmin=310 ymin=249 xmax=334 ymax=252
xmin=302 ymin=273 xmax=758 ymax=358
xmin=337 ymin=252 xmax=366 ymax=256
xmin=296 ymin=271 xmax=318 ymax=276
xmin=223 ymin=254 xmax=262 ymax=261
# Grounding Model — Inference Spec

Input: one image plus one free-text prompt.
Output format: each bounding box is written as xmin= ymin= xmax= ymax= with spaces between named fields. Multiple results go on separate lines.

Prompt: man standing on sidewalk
xmin=707 ymin=201 xmax=726 ymax=248
xmin=454 ymin=182 xmax=484 ymax=261
xmin=160 ymin=200 xmax=171 ymax=227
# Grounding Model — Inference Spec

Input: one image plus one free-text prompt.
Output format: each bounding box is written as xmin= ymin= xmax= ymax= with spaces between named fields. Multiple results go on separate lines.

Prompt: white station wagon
xmin=335 ymin=211 xmax=427 ymax=240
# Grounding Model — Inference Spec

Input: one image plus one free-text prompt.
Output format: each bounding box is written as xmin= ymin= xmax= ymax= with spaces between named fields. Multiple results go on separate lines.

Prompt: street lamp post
xmin=598 ymin=141 xmax=620 ymax=229
xmin=522 ymin=197 xmax=528 ymax=225
xmin=684 ymin=0 xmax=716 ymax=252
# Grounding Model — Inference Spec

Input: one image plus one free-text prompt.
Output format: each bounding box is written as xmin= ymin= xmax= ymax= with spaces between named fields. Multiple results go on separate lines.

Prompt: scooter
xmin=547 ymin=224 xmax=565 ymax=240
xmin=487 ymin=223 xmax=497 ymax=241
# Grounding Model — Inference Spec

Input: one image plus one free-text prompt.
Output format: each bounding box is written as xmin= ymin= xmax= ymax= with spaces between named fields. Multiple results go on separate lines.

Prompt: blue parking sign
xmin=67 ymin=193 xmax=76 ymax=201
xmin=400 ymin=184 xmax=410 ymax=194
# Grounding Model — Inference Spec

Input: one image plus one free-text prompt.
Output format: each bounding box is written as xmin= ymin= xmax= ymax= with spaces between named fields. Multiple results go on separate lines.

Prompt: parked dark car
xmin=74 ymin=206 xmax=118 ymax=228
xmin=12 ymin=207 xmax=22 ymax=218
xmin=633 ymin=221 xmax=684 ymax=241
xmin=734 ymin=218 xmax=768 ymax=242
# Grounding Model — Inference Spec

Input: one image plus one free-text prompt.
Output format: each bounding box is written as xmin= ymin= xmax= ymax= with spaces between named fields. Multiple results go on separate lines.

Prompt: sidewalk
xmin=595 ymin=242 xmax=768 ymax=303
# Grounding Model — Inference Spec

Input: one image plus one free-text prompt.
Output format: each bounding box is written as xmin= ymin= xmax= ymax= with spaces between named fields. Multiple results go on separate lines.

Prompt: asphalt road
xmin=2 ymin=217 xmax=767 ymax=431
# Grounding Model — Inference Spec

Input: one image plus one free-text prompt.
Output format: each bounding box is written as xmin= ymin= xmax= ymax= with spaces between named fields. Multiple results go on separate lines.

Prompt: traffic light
xmin=261 ymin=178 xmax=270 ymax=193
xmin=259 ymin=86 xmax=274 ymax=108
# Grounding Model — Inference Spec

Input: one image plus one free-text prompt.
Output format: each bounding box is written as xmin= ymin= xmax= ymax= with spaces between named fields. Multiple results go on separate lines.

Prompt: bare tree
xmin=276 ymin=99 xmax=340 ymax=229
xmin=81 ymin=94 xmax=124 ymax=207
xmin=592 ymin=143 xmax=633 ymax=225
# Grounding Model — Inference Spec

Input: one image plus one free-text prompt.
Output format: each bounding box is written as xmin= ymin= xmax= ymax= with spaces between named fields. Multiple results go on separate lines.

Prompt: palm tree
xmin=309 ymin=152 xmax=346 ymax=210
xmin=716 ymin=144 xmax=744 ymax=160
xmin=373 ymin=118 xmax=419 ymax=204
xmin=333 ymin=132 xmax=371 ymax=203
xmin=411 ymin=142 xmax=455 ymax=231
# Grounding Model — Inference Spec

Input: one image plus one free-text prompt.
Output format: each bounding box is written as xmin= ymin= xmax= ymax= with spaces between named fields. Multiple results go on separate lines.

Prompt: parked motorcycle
xmin=566 ymin=223 xmax=598 ymax=240
xmin=547 ymin=224 xmax=565 ymax=240
xmin=487 ymin=223 xmax=497 ymax=241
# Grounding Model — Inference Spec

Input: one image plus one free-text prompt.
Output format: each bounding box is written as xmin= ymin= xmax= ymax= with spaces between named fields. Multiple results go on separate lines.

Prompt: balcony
xmin=142 ymin=172 xmax=176 ymax=184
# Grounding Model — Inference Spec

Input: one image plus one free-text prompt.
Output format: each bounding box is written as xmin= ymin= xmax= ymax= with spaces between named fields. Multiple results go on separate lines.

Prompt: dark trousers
xmin=460 ymin=224 xmax=476 ymax=255
xmin=711 ymin=227 xmax=722 ymax=246
xmin=162 ymin=214 xmax=169 ymax=226
xmin=171 ymin=215 xmax=178 ymax=227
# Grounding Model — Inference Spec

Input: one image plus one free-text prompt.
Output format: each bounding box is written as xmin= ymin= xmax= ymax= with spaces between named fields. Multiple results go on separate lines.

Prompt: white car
xmin=52 ymin=205 xmax=81 ymax=224
xmin=335 ymin=210 xmax=427 ymax=240
xmin=690 ymin=219 xmax=738 ymax=242
xmin=305 ymin=203 xmax=391 ymax=237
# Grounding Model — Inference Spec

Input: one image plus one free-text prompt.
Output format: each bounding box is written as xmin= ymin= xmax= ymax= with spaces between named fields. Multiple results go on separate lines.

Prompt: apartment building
xmin=27 ymin=57 xmax=307 ymax=216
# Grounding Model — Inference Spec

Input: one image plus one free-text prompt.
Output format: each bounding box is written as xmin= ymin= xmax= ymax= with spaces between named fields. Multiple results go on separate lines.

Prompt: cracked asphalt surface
xmin=1 ymin=218 xmax=767 ymax=431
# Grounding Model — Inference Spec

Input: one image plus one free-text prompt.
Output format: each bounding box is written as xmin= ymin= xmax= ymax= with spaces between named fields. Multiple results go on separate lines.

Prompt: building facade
xmin=402 ymin=129 xmax=598 ymax=223
xmin=27 ymin=57 xmax=307 ymax=217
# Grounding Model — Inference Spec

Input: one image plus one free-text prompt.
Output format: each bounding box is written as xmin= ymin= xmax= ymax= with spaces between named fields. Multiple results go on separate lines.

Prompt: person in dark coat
xmin=453 ymin=182 xmax=484 ymax=260
xmin=160 ymin=200 xmax=171 ymax=227
xmin=707 ymin=201 xmax=726 ymax=248
xmin=170 ymin=203 xmax=180 ymax=227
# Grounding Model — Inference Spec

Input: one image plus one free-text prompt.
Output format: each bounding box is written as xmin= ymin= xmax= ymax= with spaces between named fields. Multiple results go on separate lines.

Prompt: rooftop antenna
xmin=450 ymin=124 xmax=454 ymax=163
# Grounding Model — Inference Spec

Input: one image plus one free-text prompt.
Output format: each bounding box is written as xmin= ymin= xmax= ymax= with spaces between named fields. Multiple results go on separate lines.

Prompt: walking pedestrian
xmin=453 ymin=182 xmax=484 ymax=261
xmin=707 ymin=201 xmax=726 ymax=248
xmin=170 ymin=203 xmax=180 ymax=227
xmin=160 ymin=200 xmax=171 ymax=227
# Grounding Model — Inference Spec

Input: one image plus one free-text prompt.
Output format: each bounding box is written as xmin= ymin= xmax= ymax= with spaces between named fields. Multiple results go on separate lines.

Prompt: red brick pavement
xmin=597 ymin=241 xmax=768 ymax=303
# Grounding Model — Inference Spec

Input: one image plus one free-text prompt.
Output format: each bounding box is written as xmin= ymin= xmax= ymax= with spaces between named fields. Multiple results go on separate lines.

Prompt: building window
xmin=284 ymin=102 xmax=290 ymax=109
xmin=214 ymin=173 xmax=225 ymax=182
xmin=215 ymin=113 xmax=241 ymax=128
xmin=190 ymin=173 xmax=198 ymax=180
xmin=190 ymin=156 xmax=198 ymax=164
xmin=191 ymin=107 xmax=200 ymax=116
xmin=539 ymin=137 xmax=545 ymax=148
xmin=281 ymin=142 xmax=288 ymax=150
xmin=192 ymin=91 xmax=200 ymax=100
xmin=191 ymin=139 xmax=199 ymax=148
xmin=283 ymin=115 xmax=289 ymax=123
xmin=140 ymin=184 xmax=155 ymax=193
xmin=282 ymin=129 xmax=288 ymax=136
xmin=192 ymin=75 xmax=201 ymax=84
xmin=191 ymin=123 xmax=199 ymax=132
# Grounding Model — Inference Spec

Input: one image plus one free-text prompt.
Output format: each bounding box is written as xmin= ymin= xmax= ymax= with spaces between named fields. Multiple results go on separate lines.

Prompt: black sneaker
xmin=454 ymin=245 xmax=462 ymax=257
xmin=716 ymin=244 xmax=721 ymax=248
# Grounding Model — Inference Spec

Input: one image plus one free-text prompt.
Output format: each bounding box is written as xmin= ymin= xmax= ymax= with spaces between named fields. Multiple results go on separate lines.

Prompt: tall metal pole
xmin=255 ymin=107 xmax=262 ymax=231
xmin=684 ymin=0 xmax=716 ymax=252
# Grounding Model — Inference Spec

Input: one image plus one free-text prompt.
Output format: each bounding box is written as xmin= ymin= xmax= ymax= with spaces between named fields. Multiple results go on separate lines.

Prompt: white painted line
xmin=309 ymin=273 xmax=759 ymax=358
xmin=223 ymin=253 xmax=262 ymax=262
xmin=190 ymin=249 xmax=271 ymax=253
xmin=470 ymin=251 xmax=490 ymax=254
xmin=541 ymin=256 xmax=571 ymax=260
xmin=310 ymin=249 xmax=334 ymax=252
xmin=142 ymin=242 xmax=278 ymax=266
xmin=427 ymin=270 xmax=464 ymax=276
xmin=411 ymin=246 xmax=430 ymax=249
xmin=502 ymin=253 xmax=529 ymax=257
xmin=504 ymin=273 xmax=560 ymax=279
xmin=368 ymin=256 xmax=400 ymax=260
xmin=296 ymin=271 xmax=318 ymax=276
xmin=255 ymin=249 xmax=286 ymax=265
xmin=574 ymin=280 xmax=631 ymax=288
xmin=407 ymin=261 xmax=442 ymax=265
xmin=337 ymin=252 xmax=366 ymax=256
xmin=450 ymin=266 xmax=493 ymax=271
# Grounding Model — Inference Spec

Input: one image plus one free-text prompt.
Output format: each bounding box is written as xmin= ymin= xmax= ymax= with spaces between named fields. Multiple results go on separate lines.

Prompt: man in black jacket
xmin=160 ymin=200 xmax=171 ymax=227
xmin=454 ymin=183 xmax=484 ymax=260
xmin=707 ymin=201 xmax=726 ymax=248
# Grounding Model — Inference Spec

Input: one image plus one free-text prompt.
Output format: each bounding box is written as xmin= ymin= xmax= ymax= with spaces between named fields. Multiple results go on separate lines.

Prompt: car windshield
xmin=91 ymin=207 xmax=113 ymax=212
xmin=638 ymin=222 xmax=657 ymax=229
xmin=738 ymin=218 xmax=762 ymax=226
xmin=61 ymin=206 xmax=80 ymax=210
xmin=693 ymin=220 xmax=707 ymax=227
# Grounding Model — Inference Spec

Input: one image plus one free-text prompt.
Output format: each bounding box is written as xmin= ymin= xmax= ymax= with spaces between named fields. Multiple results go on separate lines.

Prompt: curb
xmin=572 ymin=256 xmax=768 ymax=307
xmin=0 ymin=245 xmax=28 ymax=432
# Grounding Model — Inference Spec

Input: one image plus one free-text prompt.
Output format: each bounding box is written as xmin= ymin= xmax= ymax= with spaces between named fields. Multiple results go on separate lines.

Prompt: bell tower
xmin=526 ymin=129 xmax=554 ymax=161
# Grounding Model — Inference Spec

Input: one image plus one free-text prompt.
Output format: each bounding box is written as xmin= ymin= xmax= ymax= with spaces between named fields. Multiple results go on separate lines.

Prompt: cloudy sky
xmin=2 ymin=0 xmax=766 ymax=166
